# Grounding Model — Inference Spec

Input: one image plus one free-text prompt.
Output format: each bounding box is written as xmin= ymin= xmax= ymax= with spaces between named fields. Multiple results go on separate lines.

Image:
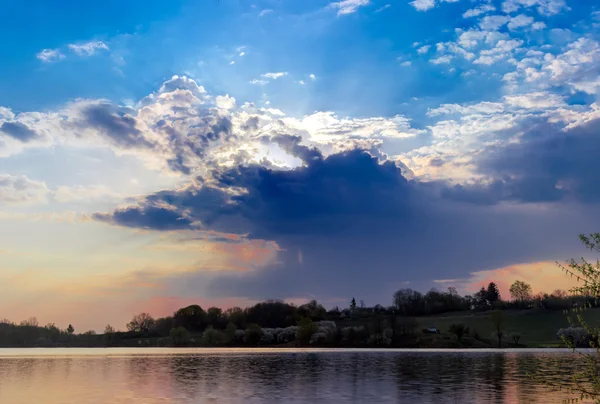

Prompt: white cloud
xmin=501 ymin=0 xmax=569 ymax=16
xmin=507 ymin=14 xmax=534 ymax=30
xmin=478 ymin=15 xmax=510 ymax=31
xmin=329 ymin=0 xmax=370 ymax=15
xmin=258 ymin=9 xmax=273 ymax=17
xmin=410 ymin=0 xmax=435 ymax=11
xmin=375 ymin=4 xmax=391 ymax=12
xmin=299 ymin=80 xmax=306 ymax=85
xmin=36 ymin=48 xmax=65 ymax=63
xmin=532 ymin=21 xmax=546 ymax=30
xmin=506 ymin=14 xmax=545 ymax=31
xmin=427 ymin=101 xmax=505 ymax=117
xmin=504 ymin=92 xmax=565 ymax=109
xmin=430 ymin=55 xmax=453 ymax=64
xmin=239 ymin=52 xmax=246 ymax=57
xmin=250 ymin=79 xmax=268 ymax=85
xmin=309 ymin=74 xmax=317 ymax=81
xmin=400 ymin=61 xmax=412 ymax=67
xmin=262 ymin=72 xmax=288 ymax=80
xmin=506 ymin=38 xmax=600 ymax=95
xmin=417 ymin=45 xmax=431 ymax=54
xmin=474 ymin=39 xmax=524 ymax=65
xmin=0 ymin=175 xmax=49 ymax=206
xmin=67 ymin=41 xmax=109 ymax=56
xmin=229 ymin=61 xmax=235 ymax=65
xmin=215 ymin=95 xmax=236 ymax=109
xmin=463 ymin=4 xmax=496 ymax=18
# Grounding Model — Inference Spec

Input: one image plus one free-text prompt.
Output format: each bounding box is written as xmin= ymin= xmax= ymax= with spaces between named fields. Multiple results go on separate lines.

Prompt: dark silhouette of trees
xmin=297 ymin=300 xmax=326 ymax=321
xmin=350 ymin=298 xmax=356 ymax=312
xmin=246 ymin=300 xmax=296 ymax=328
xmin=224 ymin=306 xmax=246 ymax=328
xmin=486 ymin=282 xmax=501 ymax=305
xmin=67 ymin=324 xmax=74 ymax=335
xmin=126 ymin=313 xmax=155 ymax=333
xmin=509 ymin=280 xmax=532 ymax=307
xmin=173 ymin=305 xmax=206 ymax=332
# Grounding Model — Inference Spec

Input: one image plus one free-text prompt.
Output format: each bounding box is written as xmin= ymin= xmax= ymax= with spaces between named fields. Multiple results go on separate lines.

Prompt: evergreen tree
xmin=486 ymin=282 xmax=500 ymax=305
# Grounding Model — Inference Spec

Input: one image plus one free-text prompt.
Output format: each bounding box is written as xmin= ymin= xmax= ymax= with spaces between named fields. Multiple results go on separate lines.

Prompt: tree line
xmin=0 ymin=279 xmax=590 ymax=348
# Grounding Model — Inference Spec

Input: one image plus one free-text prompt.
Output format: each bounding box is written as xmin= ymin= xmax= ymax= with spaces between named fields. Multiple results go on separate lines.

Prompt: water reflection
xmin=0 ymin=348 xmax=589 ymax=404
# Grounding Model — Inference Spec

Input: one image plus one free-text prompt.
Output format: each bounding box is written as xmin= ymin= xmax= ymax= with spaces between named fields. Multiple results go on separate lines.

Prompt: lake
xmin=0 ymin=348 xmax=589 ymax=403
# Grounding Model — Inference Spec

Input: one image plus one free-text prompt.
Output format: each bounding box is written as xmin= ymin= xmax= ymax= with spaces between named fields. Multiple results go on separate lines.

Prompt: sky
xmin=1 ymin=0 xmax=600 ymax=332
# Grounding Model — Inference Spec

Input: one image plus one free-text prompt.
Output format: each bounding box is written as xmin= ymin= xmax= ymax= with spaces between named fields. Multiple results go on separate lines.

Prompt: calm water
xmin=0 ymin=348 xmax=590 ymax=403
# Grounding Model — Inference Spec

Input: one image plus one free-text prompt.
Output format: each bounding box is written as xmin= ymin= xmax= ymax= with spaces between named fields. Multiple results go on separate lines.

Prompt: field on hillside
xmin=414 ymin=308 xmax=600 ymax=347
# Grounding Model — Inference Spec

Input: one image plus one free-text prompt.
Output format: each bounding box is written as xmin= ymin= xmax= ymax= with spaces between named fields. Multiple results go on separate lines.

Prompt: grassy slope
xmin=414 ymin=308 xmax=600 ymax=347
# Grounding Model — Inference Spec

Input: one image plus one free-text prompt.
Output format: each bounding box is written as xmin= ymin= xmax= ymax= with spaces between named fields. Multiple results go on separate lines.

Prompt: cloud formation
xmin=67 ymin=40 xmax=109 ymax=56
xmin=0 ymin=174 xmax=49 ymax=206
xmin=36 ymin=48 xmax=65 ymax=63
xmin=329 ymin=0 xmax=371 ymax=15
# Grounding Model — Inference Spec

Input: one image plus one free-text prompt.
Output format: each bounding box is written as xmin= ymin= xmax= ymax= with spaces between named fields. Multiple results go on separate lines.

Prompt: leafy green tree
xmin=490 ymin=310 xmax=504 ymax=347
xmin=449 ymin=323 xmax=469 ymax=343
xmin=244 ymin=324 xmax=263 ymax=345
xmin=170 ymin=327 xmax=190 ymax=346
xmin=201 ymin=326 xmax=225 ymax=346
xmin=224 ymin=322 xmax=237 ymax=344
xmin=510 ymin=280 xmax=533 ymax=304
xmin=549 ymin=233 xmax=600 ymax=401
xmin=296 ymin=317 xmax=317 ymax=343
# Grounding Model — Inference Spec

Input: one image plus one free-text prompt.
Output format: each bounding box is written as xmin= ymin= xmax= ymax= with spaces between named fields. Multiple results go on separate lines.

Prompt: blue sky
xmin=1 ymin=0 xmax=600 ymax=331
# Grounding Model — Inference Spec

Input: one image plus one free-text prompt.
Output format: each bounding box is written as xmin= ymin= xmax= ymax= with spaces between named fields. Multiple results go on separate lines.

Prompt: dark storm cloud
xmin=0 ymin=122 xmax=38 ymax=142
xmin=93 ymin=206 xmax=194 ymax=231
xmin=93 ymin=147 xmax=600 ymax=302
xmin=80 ymin=103 xmax=153 ymax=149
xmin=443 ymin=117 xmax=600 ymax=204
xmin=271 ymin=135 xmax=323 ymax=163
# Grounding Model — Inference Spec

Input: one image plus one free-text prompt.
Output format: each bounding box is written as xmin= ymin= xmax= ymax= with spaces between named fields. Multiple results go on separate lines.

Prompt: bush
xmin=244 ymin=324 xmax=263 ymax=345
xmin=233 ymin=329 xmax=245 ymax=344
xmin=310 ymin=332 xmax=328 ymax=345
xmin=557 ymin=327 xmax=590 ymax=346
xmin=170 ymin=327 xmax=190 ymax=346
xmin=448 ymin=323 xmax=469 ymax=342
xmin=259 ymin=331 xmax=275 ymax=345
xmin=277 ymin=326 xmax=298 ymax=343
xmin=224 ymin=322 xmax=237 ymax=344
xmin=201 ymin=326 xmax=225 ymax=346
xmin=296 ymin=318 xmax=318 ymax=343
